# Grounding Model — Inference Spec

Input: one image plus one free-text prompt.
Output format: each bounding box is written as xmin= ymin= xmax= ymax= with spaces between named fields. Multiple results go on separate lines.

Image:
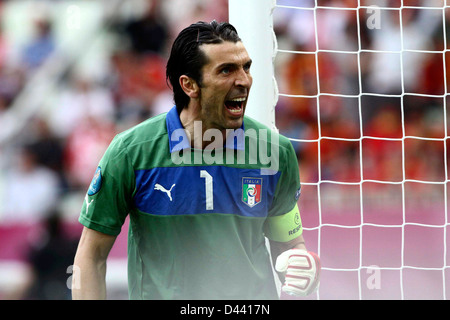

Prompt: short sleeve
xmin=79 ymin=136 xmax=135 ymax=236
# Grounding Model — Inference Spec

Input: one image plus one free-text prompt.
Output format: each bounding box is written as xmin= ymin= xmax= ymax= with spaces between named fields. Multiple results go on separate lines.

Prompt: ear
xmin=179 ymin=75 xmax=200 ymax=99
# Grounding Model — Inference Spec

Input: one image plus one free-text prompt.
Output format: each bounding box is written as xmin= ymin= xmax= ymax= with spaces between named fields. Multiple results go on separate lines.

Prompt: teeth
xmin=230 ymin=97 xmax=246 ymax=102
xmin=228 ymin=108 xmax=241 ymax=113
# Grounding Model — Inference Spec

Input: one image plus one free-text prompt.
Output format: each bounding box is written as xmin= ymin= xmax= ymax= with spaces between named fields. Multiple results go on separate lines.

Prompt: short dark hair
xmin=166 ymin=21 xmax=241 ymax=113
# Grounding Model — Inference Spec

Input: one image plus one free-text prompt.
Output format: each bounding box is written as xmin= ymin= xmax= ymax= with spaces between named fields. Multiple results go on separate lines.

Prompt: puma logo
xmin=85 ymin=194 xmax=94 ymax=214
xmin=154 ymin=183 xmax=176 ymax=201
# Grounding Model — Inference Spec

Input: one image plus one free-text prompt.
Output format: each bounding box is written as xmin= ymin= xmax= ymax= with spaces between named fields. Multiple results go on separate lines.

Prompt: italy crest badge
xmin=242 ymin=177 xmax=262 ymax=207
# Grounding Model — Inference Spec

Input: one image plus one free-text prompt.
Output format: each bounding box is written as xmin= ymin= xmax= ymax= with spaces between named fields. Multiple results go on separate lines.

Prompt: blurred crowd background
xmin=0 ymin=0 xmax=447 ymax=299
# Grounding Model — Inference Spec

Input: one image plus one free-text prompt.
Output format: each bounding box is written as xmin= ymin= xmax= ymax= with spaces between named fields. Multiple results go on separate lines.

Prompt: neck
xmin=179 ymin=106 xmax=227 ymax=149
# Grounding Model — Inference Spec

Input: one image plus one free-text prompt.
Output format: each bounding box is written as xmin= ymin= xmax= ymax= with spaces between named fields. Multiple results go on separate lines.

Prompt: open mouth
xmin=224 ymin=97 xmax=246 ymax=116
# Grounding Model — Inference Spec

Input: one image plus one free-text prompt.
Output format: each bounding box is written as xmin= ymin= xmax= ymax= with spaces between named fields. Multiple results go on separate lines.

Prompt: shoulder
xmin=106 ymin=112 xmax=168 ymax=153
xmin=102 ymin=112 xmax=169 ymax=164
xmin=116 ymin=112 xmax=168 ymax=146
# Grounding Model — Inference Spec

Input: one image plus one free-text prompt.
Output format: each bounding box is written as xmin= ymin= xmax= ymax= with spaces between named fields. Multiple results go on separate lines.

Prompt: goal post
xmin=229 ymin=0 xmax=284 ymax=296
xmin=228 ymin=0 xmax=278 ymax=131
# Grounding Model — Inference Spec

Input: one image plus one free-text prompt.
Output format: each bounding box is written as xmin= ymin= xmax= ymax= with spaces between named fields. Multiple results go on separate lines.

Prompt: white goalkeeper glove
xmin=275 ymin=248 xmax=321 ymax=297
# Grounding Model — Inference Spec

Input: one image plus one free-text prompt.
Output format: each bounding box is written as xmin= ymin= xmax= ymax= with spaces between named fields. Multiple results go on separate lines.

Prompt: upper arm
xmin=264 ymin=203 xmax=302 ymax=243
xmin=79 ymin=136 xmax=134 ymax=236
xmin=265 ymin=205 xmax=305 ymax=266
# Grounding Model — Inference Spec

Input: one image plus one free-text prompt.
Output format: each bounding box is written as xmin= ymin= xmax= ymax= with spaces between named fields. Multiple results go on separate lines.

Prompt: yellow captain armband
xmin=264 ymin=204 xmax=303 ymax=242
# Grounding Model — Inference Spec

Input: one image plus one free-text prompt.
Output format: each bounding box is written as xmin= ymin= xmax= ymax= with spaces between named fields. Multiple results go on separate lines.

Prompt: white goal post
xmin=229 ymin=0 xmax=278 ymax=131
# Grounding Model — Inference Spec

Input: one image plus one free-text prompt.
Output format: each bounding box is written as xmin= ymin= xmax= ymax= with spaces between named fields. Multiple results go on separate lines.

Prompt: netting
xmin=272 ymin=0 xmax=449 ymax=299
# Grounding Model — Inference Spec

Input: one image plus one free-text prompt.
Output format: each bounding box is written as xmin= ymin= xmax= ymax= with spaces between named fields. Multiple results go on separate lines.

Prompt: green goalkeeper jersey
xmin=79 ymin=106 xmax=302 ymax=300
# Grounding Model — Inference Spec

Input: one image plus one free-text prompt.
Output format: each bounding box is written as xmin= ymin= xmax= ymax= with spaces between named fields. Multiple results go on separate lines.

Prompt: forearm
xmin=270 ymin=234 xmax=306 ymax=263
xmin=72 ymin=227 xmax=116 ymax=300
xmin=72 ymin=253 xmax=107 ymax=300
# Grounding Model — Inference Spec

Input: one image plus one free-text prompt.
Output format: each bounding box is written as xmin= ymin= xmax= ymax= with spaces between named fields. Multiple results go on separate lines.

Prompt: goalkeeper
xmin=72 ymin=20 xmax=320 ymax=300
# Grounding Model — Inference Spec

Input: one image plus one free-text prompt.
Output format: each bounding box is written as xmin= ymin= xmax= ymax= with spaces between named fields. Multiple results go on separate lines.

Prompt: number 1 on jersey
xmin=200 ymin=170 xmax=214 ymax=210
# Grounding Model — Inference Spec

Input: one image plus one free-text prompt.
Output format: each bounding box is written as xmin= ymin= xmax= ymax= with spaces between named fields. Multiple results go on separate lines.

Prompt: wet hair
xmin=166 ymin=20 xmax=241 ymax=113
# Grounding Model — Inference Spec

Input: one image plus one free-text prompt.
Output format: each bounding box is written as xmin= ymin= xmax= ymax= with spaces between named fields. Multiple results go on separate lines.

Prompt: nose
xmin=235 ymin=68 xmax=252 ymax=88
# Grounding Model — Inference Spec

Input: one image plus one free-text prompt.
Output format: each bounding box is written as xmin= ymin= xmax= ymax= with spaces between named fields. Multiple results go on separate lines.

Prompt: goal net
xmin=231 ymin=0 xmax=449 ymax=299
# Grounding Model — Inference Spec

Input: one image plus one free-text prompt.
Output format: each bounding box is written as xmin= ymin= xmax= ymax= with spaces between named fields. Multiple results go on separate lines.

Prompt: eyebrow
xmin=216 ymin=59 xmax=253 ymax=71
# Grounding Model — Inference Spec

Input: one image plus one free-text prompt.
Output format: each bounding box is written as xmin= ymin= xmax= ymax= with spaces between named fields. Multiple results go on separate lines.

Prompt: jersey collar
xmin=166 ymin=106 xmax=245 ymax=153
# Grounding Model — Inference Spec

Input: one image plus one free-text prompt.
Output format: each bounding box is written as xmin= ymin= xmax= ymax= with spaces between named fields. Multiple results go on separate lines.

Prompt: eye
xmin=221 ymin=67 xmax=231 ymax=74
xmin=243 ymin=62 xmax=252 ymax=73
